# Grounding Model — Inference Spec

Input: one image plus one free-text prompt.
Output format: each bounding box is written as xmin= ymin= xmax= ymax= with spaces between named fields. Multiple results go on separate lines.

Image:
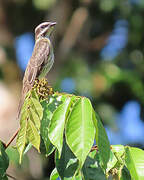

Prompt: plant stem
xmin=5 ymin=128 xmax=19 ymax=149
xmin=6 ymin=173 xmax=17 ymax=180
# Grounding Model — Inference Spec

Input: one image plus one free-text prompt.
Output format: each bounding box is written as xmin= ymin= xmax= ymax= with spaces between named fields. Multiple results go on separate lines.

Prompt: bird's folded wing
xmin=30 ymin=38 xmax=50 ymax=67
xmin=23 ymin=38 xmax=50 ymax=85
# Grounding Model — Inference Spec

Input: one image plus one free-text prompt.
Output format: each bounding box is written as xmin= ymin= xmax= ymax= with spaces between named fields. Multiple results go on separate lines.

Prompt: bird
xmin=18 ymin=21 xmax=56 ymax=118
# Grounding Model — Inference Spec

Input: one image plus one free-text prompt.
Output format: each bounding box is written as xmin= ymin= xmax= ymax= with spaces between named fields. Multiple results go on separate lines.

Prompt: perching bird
xmin=18 ymin=21 xmax=56 ymax=117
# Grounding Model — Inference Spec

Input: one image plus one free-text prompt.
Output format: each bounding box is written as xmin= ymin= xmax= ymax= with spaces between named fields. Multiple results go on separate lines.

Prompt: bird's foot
xmin=33 ymin=78 xmax=54 ymax=100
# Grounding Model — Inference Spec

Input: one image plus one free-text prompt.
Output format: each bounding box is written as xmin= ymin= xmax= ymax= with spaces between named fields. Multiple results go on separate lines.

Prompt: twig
xmin=5 ymin=128 xmax=20 ymax=149
xmin=90 ymin=145 xmax=112 ymax=152
xmin=90 ymin=145 xmax=98 ymax=152
xmin=6 ymin=173 xmax=17 ymax=180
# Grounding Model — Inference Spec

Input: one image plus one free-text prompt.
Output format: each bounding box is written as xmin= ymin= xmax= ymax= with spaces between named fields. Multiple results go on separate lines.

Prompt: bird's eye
xmin=41 ymin=24 xmax=49 ymax=29
xmin=41 ymin=25 xmax=46 ymax=29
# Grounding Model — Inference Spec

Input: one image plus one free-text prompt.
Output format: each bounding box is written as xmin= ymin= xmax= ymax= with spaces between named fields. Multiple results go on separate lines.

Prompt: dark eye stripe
xmin=41 ymin=25 xmax=47 ymax=29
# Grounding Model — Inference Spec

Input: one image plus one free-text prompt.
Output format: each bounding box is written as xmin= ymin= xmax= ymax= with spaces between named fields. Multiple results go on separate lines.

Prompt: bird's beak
xmin=49 ymin=22 xmax=57 ymax=27
xmin=45 ymin=22 xmax=57 ymax=37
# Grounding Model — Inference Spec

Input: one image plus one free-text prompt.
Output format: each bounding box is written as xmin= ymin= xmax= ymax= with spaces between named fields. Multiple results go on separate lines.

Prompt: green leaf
xmin=17 ymin=90 xmax=43 ymax=163
xmin=125 ymin=146 xmax=144 ymax=180
xmin=50 ymin=168 xmax=59 ymax=180
xmin=41 ymin=99 xmax=55 ymax=156
xmin=29 ymin=107 xmax=40 ymax=130
xmin=0 ymin=141 xmax=9 ymax=180
xmin=6 ymin=147 xmax=19 ymax=166
xmin=106 ymin=146 xmax=126 ymax=179
xmin=55 ymin=140 xmax=78 ymax=179
xmin=31 ymin=97 xmax=43 ymax=120
xmin=28 ymin=96 xmax=43 ymax=131
xmin=49 ymin=97 xmax=72 ymax=156
xmin=112 ymin=145 xmax=125 ymax=159
xmin=23 ymin=143 xmax=32 ymax=154
xmin=82 ymin=151 xmax=106 ymax=180
xmin=92 ymin=110 xmax=110 ymax=170
xmin=27 ymin=120 xmax=40 ymax=152
xmin=73 ymin=174 xmax=83 ymax=180
xmin=120 ymin=166 xmax=131 ymax=180
xmin=40 ymin=94 xmax=70 ymax=156
xmin=40 ymin=137 xmax=55 ymax=156
xmin=66 ymin=97 xmax=95 ymax=168
xmin=40 ymin=95 xmax=64 ymax=156
xmin=16 ymin=111 xmax=28 ymax=163
xmin=31 ymin=89 xmax=39 ymax=100
xmin=106 ymin=150 xmax=117 ymax=172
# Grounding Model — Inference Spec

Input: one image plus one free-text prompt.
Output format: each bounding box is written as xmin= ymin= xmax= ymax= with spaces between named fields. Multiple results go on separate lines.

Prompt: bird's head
xmin=35 ymin=21 xmax=56 ymax=40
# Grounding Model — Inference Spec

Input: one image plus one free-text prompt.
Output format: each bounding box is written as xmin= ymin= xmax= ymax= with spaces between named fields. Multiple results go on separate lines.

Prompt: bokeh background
xmin=0 ymin=0 xmax=144 ymax=179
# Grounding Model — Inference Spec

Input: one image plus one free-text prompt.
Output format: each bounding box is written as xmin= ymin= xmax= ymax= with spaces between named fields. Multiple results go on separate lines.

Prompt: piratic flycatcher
xmin=18 ymin=21 xmax=56 ymax=117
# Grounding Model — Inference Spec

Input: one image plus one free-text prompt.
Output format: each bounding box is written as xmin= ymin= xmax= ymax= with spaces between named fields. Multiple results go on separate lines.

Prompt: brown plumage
xmin=18 ymin=22 xmax=56 ymax=118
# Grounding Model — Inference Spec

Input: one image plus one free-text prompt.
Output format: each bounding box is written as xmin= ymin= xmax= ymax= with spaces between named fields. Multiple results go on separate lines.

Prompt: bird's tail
xmin=17 ymin=96 xmax=24 ymax=119
xmin=17 ymin=85 xmax=31 ymax=119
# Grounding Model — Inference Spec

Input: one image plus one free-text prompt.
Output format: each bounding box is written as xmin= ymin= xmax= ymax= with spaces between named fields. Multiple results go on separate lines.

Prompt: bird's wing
xmin=23 ymin=38 xmax=50 ymax=85
xmin=30 ymin=38 xmax=50 ymax=67
xmin=17 ymin=39 xmax=50 ymax=118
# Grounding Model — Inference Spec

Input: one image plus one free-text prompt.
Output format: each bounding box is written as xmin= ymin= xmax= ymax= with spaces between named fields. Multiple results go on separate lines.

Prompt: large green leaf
xmin=17 ymin=90 xmax=43 ymax=163
xmin=40 ymin=94 xmax=69 ymax=156
xmin=92 ymin=110 xmax=110 ymax=170
xmin=55 ymin=140 xmax=79 ymax=179
xmin=125 ymin=146 xmax=144 ymax=180
xmin=41 ymin=97 xmax=59 ymax=156
xmin=29 ymin=97 xmax=43 ymax=131
xmin=31 ymin=97 xmax=43 ymax=119
xmin=16 ymin=110 xmax=28 ymax=163
xmin=27 ymin=120 xmax=40 ymax=151
xmin=49 ymin=97 xmax=72 ymax=156
xmin=29 ymin=107 xmax=40 ymax=130
xmin=66 ymin=97 xmax=95 ymax=168
xmin=82 ymin=155 xmax=106 ymax=180
xmin=0 ymin=141 xmax=9 ymax=180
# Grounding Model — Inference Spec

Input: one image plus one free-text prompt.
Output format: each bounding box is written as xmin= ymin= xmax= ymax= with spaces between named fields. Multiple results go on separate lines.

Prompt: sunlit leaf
xmin=66 ymin=97 xmax=95 ymax=168
xmin=29 ymin=107 xmax=40 ymax=130
xmin=23 ymin=143 xmax=32 ymax=155
xmin=50 ymin=168 xmax=59 ymax=180
xmin=40 ymin=94 xmax=69 ymax=156
xmin=40 ymin=95 xmax=65 ymax=156
xmin=31 ymin=97 xmax=43 ymax=120
xmin=106 ymin=150 xmax=117 ymax=172
xmin=17 ymin=90 xmax=43 ymax=163
xmin=49 ymin=97 xmax=72 ymax=156
xmin=112 ymin=145 xmax=125 ymax=159
xmin=72 ymin=171 xmax=83 ymax=180
xmin=16 ymin=111 xmax=28 ymax=163
xmin=27 ymin=120 xmax=40 ymax=152
xmin=125 ymin=146 xmax=144 ymax=180
xmin=31 ymin=89 xmax=39 ymax=100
